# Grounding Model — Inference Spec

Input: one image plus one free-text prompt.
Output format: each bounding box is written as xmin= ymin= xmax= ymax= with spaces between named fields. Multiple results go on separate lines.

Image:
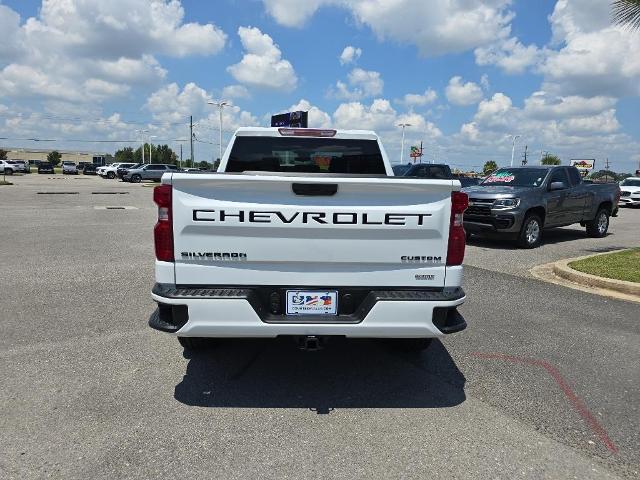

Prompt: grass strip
xmin=569 ymin=248 xmax=640 ymax=284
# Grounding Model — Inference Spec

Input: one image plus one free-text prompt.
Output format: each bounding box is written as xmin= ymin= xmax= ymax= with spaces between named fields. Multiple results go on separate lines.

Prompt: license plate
xmin=286 ymin=290 xmax=338 ymax=316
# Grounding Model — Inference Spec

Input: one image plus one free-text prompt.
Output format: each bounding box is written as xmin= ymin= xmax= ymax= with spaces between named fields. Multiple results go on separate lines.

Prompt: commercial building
xmin=1 ymin=147 xmax=109 ymax=165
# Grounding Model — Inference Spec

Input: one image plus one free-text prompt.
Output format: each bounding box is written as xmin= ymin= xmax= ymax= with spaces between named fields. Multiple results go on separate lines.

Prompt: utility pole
xmin=419 ymin=140 xmax=423 ymax=164
xmin=189 ymin=116 xmax=194 ymax=167
xmin=397 ymin=123 xmax=411 ymax=164
xmin=179 ymin=143 xmax=182 ymax=169
xmin=604 ymin=157 xmax=610 ymax=183
xmin=510 ymin=134 xmax=520 ymax=167
xmin=521 ymin=145 xmax=528 ymax=166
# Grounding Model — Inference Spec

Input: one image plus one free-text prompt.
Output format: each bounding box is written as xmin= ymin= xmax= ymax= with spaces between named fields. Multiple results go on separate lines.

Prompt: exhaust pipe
xmin=297 ymin=335 xmax=324 ymax=351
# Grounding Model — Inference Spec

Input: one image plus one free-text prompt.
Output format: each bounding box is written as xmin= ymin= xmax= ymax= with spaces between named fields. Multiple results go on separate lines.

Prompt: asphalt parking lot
xmin=1 ymin=174 xmax=639 ymax=479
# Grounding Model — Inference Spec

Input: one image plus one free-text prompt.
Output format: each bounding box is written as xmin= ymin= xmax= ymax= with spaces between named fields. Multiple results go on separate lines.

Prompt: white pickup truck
xmin=150 ymin=127 xmax=468 ymax=351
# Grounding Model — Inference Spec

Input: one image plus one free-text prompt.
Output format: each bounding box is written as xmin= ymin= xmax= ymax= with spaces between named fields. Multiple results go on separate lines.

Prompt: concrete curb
xmin=531 ymin=250 xmax=640 ymax=304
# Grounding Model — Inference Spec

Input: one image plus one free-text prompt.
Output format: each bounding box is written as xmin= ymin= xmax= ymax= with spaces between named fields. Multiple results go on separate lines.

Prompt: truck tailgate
xmin=169 ymin=173 xmax=455 ymax=287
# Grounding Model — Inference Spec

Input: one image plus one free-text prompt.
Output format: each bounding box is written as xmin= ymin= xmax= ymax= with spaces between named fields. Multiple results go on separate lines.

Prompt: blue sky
xmin=1 ymin=0 xmax=639 ymax=172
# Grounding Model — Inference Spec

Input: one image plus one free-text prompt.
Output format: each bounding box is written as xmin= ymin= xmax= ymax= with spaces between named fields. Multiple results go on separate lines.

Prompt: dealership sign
xmin=570 ymin=159 xmax=595 ymax=170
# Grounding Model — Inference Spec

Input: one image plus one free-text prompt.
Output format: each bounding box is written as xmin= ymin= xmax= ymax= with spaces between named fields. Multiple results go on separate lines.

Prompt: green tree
xmin=483 ymin=160 xmax=498 ymax=175
xmin=0 ymin=149 xmax=7 ymax=160
xmin=114 ymin=147 xmax=135 ymax=163
xmin=541 ymin=154 xmax=561 ymax=165
xmin=198 ymin=160 xmax=210 ymax=170
xmin=612 ymin=0 xmax=640 ymax=30
xmin=47 ymin=151 xmax=62 ymax=166
xmin=212 ymin=159 xmax=220 ymax=171
xmin=155 ymin=144 xmax=177 ymax=165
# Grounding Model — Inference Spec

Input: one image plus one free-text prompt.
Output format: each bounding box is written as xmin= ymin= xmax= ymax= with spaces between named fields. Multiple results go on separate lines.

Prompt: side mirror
xmin=549 ymin=181 xmax=567 ymax=191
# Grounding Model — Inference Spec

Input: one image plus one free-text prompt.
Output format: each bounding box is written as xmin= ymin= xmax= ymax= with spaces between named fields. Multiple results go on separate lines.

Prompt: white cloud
xmin=146 ymin=82 xmax=212 ymax=123
xmin=222 ymin=85 xmax=251 ymax=99
xmin=445 ymin=76 xmax=484 ymax=106
xmin=523 ymin=92 xmax=617 ymax=120
xmin=476 ymin=1 xmax=640 ymax=97
xmin=480 ymin=74 xmax=490 ymax=91
xmin=398 ymin=89 xmax=438 ymax=108
xmin=333 ymin=99 xmax=396 ymax=131
xmin=262 ymin=0 xmax=329 ymax=28
xmin=331 ymin=68 xmax=383 ymax=100
xmin=339 ymin=46 xmax=362 ymax=65
xmin=475 ymin=37 xmax=542 ymax=74
xmin=263 ymin=0 xmax=514 ymax=57
xmin=227 ymin=26 xmax=297 ymax=91
xmin=0 ymin=0 xmax=227 ymax=105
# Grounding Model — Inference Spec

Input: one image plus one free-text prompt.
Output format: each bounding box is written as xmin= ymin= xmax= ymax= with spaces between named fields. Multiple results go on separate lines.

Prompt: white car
xmin=150 ymin=127 xmax=468 ymax=352
xmin=98 ymin=163 xmax=123 ymax=179
xmin=619 ymin=177 xmax=640 ymax=207
xmin=0 ymin=160 xmax=17 ymax=174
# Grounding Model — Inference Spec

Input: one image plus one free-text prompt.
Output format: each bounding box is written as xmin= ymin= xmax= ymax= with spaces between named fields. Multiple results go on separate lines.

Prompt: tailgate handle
xmin=292 ymin=183 xmax=338 ymax=196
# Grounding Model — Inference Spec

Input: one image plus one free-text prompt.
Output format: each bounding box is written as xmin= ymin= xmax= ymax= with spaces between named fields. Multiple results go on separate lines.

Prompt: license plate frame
xmin=286 ymin=290 xmax=338 ymax=316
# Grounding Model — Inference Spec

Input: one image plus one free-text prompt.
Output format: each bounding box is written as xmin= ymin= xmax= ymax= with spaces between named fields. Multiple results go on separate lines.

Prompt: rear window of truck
xmin=226 ymin=137 xmax=386 ymax=174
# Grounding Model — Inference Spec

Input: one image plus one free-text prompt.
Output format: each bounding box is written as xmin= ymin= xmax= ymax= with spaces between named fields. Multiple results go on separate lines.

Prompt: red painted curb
xmin=471 ymin=352 xmax=618 ymax=454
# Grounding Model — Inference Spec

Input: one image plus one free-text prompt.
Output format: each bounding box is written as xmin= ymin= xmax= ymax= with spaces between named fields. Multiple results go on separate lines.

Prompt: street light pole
xmin=397 ymin=123 xmax=411 ymax=164
xmin=149 ymin=135 xmax=157 ymax=164
xmin=137 ymin=129 xmax=148 ymax=164
xmin=208 ymin=100 xmax=229 ymax=164
xmin=510 ymin=134 xmax=521 ymax=167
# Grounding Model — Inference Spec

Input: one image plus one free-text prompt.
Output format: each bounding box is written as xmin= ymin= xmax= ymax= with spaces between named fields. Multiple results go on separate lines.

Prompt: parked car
xmin=38 ymin=163 xmax=55 ymax=174
xmin=9 ymin=160 xmax=30 ymax=173
xmin=0 ymin=160 xmax=16 ymax=175
xmin=99 ymin=163 xmax=129 ymax=179
xmin=122 ymin=164 xmax=178 ymax=183
xmin=117 ymin=163 xmax=140 ymax=179
xmin=454 ymin=176 xmax=480 ymax=188
xmin=463 ymin=166 xmax=620 ymax=248
xmin=618 ymin=177 xmax=640 ymax=207
xmin=392 ymin=164 xmax=412 ymax=176
xmin=97 ymin=163 xmax=119 ymax=178
xmin=77 ymin=161 xmax=90 ymax=171
xmin=62 ymin=161 xmax=78 ymax=175
xmin=83 ymin=164 xmax=97 ymax=175
xmin=400 ymin=163 xmax=453 ymax=179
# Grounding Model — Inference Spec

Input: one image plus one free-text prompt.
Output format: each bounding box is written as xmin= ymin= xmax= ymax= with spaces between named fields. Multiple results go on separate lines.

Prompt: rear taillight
xmin=446 ymin=191 xmax=469 ymax=266
xmin=153 ymin=184 xmax=173 ymax=262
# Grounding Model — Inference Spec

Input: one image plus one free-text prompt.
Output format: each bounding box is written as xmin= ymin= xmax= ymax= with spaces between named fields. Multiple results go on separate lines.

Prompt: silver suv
xmin=62 ymin=162 xmax=78 ymax=175
xmin=122 ymin=164 xmax=179 ymax=183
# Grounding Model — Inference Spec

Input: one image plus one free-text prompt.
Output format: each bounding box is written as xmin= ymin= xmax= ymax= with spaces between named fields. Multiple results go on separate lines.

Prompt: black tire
xmin=131 ymin=174 xmax=142 ymax=183
xmin=107 ymin=171 xmax=115 ymax=179
xmin=586 ymin=207 xmax=610 ymax=238
xmin=517 ymin=214 xmax=543 ymax=248
xmin=178 ymin=337 xmax=211 ymax=350
xmin=387 ymin=338 xmax=433 ymax=352
xmin=5 ymin=169 xmax=13 ymax=176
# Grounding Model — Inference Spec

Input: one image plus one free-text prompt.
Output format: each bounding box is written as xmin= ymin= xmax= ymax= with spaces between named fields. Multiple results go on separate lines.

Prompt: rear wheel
xmin=517 ymin=214 xmax=543 ymax=248
xmin=178 ymin=337 xmax=211 ymax=350
xmin=586 ymin=208 xmax=609 ymax=238
xmin=131 ymin=174 xmax=142 ymax=183
xmin=5 ymin=169 xmax=13 ymax=176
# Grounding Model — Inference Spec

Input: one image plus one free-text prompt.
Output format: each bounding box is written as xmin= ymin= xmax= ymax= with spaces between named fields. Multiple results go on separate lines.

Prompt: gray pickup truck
xmin=463 ymin=166 xmax=620 ymax=248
